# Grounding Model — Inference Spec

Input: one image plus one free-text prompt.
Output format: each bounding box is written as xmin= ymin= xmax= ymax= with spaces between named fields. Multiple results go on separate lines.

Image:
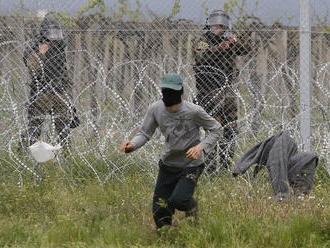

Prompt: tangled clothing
xmin=232 ymin=131 xmax=319 ymax=197
xmin=130 ymin=100 xmax=222 ymax=168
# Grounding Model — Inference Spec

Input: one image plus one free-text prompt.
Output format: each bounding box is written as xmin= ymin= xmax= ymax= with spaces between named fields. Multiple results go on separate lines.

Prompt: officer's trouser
xmin=26 ymin=90 xmax=73 ymax=147
xmin=194 ymin=71 xmax=238 ymax=170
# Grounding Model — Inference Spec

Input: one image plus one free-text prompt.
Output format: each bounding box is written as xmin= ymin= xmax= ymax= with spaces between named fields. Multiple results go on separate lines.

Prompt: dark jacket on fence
xmin=232 ymin=131 xmax=318 ymax=200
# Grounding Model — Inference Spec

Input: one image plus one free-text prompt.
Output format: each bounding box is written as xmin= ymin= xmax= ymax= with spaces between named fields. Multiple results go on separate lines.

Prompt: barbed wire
xmin=0 ymin=1 xmax=329 ymax=190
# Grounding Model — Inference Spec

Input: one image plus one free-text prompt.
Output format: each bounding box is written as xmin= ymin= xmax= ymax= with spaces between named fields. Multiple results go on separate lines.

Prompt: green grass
xmin=0 ymin=166 xmax=329 ymax=248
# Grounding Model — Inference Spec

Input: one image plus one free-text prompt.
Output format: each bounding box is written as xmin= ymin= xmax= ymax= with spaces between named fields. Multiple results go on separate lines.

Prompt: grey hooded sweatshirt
xmin=131 ymin=100 xmax=222 ymax=168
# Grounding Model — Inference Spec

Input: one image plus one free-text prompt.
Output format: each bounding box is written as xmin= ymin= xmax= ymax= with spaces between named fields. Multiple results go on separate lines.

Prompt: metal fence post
xmin=299 ymin=0 xmax=312 ymax=151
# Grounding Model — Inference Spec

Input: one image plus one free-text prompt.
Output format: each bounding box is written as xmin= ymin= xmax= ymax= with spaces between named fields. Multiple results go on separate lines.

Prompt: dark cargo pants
xmin=152 ymin=160 xmax=204 ymax=229
xmin=26 ymin=90 xmax=76 ymax=147
xmin=194 ymin=71 xmax=238 ymax=171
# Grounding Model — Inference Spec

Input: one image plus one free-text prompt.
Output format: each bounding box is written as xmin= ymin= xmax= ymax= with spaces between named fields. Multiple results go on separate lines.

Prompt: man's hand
xmin=119 ymin=141 xmax=135 ymax=153
xmin=186 ymin=144 xmax=203 ymax=160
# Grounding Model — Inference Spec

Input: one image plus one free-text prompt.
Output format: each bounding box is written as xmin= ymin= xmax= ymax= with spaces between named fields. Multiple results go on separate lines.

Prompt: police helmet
xmin=39 ymin=14 xmax=63 ymax=40
xmin=207 ymin=10 xmax=230 ymax=27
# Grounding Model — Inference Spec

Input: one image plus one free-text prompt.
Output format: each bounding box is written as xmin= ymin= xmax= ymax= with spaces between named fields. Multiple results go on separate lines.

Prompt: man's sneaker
xmin=185 ymin=204 xmax=198 ymax=225
xmin=275 ymin=192 xmax=290 ymax=202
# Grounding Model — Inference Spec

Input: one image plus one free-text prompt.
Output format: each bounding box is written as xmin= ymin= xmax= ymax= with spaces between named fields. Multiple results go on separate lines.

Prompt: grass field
xmin=0 ymin=163 xmax=329 ymax=248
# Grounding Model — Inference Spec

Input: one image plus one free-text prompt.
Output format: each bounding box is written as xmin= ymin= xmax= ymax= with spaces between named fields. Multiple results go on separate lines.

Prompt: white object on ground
xmin=29 ymin=141 xmax=61 ymax=162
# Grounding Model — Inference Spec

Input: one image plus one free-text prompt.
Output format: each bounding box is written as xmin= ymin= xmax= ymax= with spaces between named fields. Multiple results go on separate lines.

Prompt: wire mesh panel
xmin=0 ymin=0 xmax=329 ymax=194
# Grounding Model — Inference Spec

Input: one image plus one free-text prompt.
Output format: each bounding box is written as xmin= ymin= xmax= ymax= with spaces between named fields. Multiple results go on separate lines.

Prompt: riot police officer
xmin=22 ymin=13 xmax=79 ymax=148
xmin=193 ymin=9 xmax=251 ymax=173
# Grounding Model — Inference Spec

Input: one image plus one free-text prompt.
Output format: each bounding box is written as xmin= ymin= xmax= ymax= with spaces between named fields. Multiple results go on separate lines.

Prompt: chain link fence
xmin=0 ymin=0 xmax=329 ymax=191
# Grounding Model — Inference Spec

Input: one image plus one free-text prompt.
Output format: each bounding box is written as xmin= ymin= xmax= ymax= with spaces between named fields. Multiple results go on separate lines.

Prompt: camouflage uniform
xmin=23 ymin=21 xmax=79 ymax=147
xmin=193 ymin=30 xmax=251 ymax=170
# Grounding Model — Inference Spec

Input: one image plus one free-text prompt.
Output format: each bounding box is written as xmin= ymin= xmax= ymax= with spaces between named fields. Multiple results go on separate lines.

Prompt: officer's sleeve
xmin=194 ymin=105 xmax=223 ymax=154
xmin=23 ymin=41 xmax=38 ymax=66
xmin=25 ymin=50 xmax=42 ymax=77
xmin=130 ymin=104 xmax=158 ymax=150
xmin=233 ymin=36 xmax=252 ymax=56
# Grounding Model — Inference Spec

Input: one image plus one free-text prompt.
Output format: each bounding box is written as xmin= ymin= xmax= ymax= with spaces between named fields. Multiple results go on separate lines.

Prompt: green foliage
xmin=223 ymin=0 xmax=256 ymax=25
xmin=52 ymin=12 xmax=79 ymax=28
xmin=315 ymin=15 xmax=330 ymax=32
xmin=169 ymin=1 xmax=181 ymax=19
xmin=201 ymin=0 xmax=209 ymax=17
xmin=107 ymin=0 xmax=145 ymax=22
xmin=76 ymin=0 xmax=106 ymax=18
xmin=19 ymin=0 xmax=25 ymax=9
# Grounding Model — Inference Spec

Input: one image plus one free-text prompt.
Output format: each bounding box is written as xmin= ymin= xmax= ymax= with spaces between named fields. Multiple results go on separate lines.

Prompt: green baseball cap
xmin=160 ymin=73 xmax=183 ymax=90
